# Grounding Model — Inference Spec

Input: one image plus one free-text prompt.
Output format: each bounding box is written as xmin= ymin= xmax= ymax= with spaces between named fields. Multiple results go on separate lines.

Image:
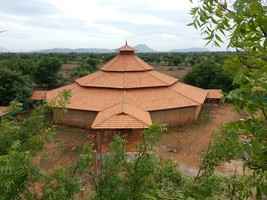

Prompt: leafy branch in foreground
xmin=0 ymin=90 xmax=84 ymax=200
xmin=86 ymin=124 xmax=225 ymax=200
xmin=189 ymin=0 xmax=267 ymax=52
xmin=189 ymin=0 xmax=267 ymax=199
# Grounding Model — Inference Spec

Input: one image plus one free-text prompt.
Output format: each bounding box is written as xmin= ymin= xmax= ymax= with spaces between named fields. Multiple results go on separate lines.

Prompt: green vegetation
xmin=33 ymin=56 xmax=63 ymax=89
xmin=183 ymin=59 xmax=234 ymax=92
xmin=0 ymin=90 xmax=89 ymax=200
xmin=70 ymin=57 xmax=99 ymax=78
xmin=87 ymin=125 xmax=226 ymax=200
xmin=0 ymin=68 xmax=32 ymax=106
xmin=189 ymin=0 xmax=267 ymax=198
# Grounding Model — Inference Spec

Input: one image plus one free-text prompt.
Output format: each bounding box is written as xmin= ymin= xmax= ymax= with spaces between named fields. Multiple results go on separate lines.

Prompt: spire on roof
xmin=116 ymin=43 xmax=136 ymax=53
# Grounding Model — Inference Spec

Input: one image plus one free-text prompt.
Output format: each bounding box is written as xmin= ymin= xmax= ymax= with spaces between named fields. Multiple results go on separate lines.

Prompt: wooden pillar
xmin=79 ymin=187 xmax=85 ymax=199
xmin=96 ymin=131 xmax=103 ymax=152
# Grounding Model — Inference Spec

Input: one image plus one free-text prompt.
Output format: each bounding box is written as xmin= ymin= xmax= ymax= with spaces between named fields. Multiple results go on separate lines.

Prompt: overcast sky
xmin=0 ymin=0 xmax=227 ymax=51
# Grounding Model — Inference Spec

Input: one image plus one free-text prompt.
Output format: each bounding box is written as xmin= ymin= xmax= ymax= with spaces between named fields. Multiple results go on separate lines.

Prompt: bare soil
xmin=155 ymin=103 xmax=244 ymax=175
xmin=34 ymin=127 xmax=93 ymax=171
xmin=154 ymin=65 xmax=192 ymax=79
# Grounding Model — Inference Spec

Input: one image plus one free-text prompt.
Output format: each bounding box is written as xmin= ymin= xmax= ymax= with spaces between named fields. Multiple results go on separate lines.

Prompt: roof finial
xmin=125 ymin=36 xmax=127 ymax=45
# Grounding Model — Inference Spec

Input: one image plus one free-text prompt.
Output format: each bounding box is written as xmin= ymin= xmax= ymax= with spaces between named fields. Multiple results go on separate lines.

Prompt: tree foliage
xmin=0 ymin=68 xmax=32 ymax=106
xmin=70 ymin=63 xmax=96 ymax=78
xmin=86 ymin=125 xmax=225 ymax=200
xmin=183 ymin=58 xmax=234 ymax=92
xmin=189 ymin=0 xmax=267 ymax=199
xmin=171 ymin=54 xmax=184 ymax=66
xmin=34 ymin=56 xmax=63 ymax=89
xmin=0 ymin=90 xmax=90 ymax=200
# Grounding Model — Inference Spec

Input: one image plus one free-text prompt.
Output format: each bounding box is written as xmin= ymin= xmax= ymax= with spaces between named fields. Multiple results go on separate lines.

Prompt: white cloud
xmin=0 ymin=0 xmax=228 ymax=51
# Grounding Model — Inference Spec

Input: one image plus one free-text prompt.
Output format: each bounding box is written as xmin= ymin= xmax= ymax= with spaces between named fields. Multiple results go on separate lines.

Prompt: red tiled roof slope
xmin=46 ymin=83 xmax=82 ymax=102
xmin=93 ymin=114 xmax=148 ymax=129
xmin=125 ymin=87 xmax=200 ymax=111
xmin=47 ymin=86 xmax=201 ymax=112
xmin=75 ymin=70 xmax=177 ymax=89
xmin=206 ymin=89 xmax=223 ymax=99
xmin=101 ymin=54 xmax=153 ymax=72
xmin=170 ymin=82 xmax=207 ymax=104
xmin=0 ymin=106 xmax=8 ymax=116
xmin=92 ymin=103 xmax=151 ymax=129
xmin=116 ymin=44 xmax=136 ymax=52
xmin=30 ymin=90 xmax=47 ymax=101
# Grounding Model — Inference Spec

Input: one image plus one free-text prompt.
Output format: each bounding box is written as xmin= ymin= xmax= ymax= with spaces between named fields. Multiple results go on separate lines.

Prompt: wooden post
xmin=96 ymin=131 xmax=102 ymax=152
xmin=79 ymin=187 xmax=85 ymax=199
xmin=93 ymin=150 xmax=98 ymax=174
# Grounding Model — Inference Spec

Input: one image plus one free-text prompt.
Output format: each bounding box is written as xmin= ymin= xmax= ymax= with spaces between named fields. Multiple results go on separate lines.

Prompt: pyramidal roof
xmin=46 ymin=43 xmax=208 ymax=129
xmin=76 ymin=43 xmax=176 ymax=88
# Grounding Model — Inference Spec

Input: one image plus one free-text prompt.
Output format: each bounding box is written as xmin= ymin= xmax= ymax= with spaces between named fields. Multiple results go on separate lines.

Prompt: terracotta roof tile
xmin=46 ymin=85 xmax=204 ymax=112
xmin=93 ymin=114 xmax=148 ymax=129
xmin=75 ymin=70 xmax=177 ymax=89
xmin=116 ymin=44 xmax=136 ymax=52
xmin=30 ymin=90 xmax=47 ymax=101
xmin=101 ymin=54 xmax=153 ymax=72
xmin=170 ymin=82 xmax=207 ymax=104
xmin=76 ymin=71 xmax=125 ymax=88
xmin=47 ymin=86 xmax=124 ymax=111
xmin=92 ymin=103 xmax=151 ymax=129
xmin=0 ymin=106 xmax=8 ymax=116
xmin=46 ymin=83 xmax=82 ymax=101
xmin=125 ymin=87 xmax=199 ymax=111
xmin=206 ymin=89 xmax=223 ymax=99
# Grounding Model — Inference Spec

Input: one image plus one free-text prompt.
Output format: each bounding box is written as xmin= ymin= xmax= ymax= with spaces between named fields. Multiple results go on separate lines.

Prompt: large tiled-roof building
xmin=46 ymin=43 xmax=208 ymax=130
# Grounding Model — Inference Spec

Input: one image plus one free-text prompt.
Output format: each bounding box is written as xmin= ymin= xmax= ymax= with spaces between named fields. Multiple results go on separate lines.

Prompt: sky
xmin=0 ymin=0 xmax=227 ymax=52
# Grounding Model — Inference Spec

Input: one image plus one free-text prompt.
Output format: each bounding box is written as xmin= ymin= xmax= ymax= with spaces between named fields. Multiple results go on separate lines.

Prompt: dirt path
xmin=155 ymin=103 xmax=244 ymax=175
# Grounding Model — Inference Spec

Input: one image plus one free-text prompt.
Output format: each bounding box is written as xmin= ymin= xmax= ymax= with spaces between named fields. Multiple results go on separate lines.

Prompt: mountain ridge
xmin=0 ymin=46 xmax=8 ymax=52
xmin=0 ymin=45 xmax=212 ymax=53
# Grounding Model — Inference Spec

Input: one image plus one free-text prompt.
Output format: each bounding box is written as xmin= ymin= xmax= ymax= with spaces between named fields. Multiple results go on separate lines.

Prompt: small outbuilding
xmin=30 ymin=90 xmax=47 ymax=105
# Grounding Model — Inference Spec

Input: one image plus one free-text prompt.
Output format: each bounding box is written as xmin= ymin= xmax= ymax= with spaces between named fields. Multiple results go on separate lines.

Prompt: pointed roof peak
xmin=116 ymin=43 xmax=136 ymax=52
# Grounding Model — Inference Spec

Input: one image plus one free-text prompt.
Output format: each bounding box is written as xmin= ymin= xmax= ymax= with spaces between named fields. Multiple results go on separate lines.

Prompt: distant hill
xmin=36 ymin=44 xmax=157 ymax=53
xmin=0 ymin=46 xmax=9 ymax=52
xmin=29 ymin=46 xmax=210 ymax=54
xmin=36 ymin=48 xmax=115 ymax=53
xmin=133 ymin=44 xmax=157 ymax=53
xmin=169 ymin=47 xmax=209 ymax=52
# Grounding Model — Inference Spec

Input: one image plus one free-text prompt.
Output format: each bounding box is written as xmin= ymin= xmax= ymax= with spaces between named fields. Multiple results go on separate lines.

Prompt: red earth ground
xmin=155 ymin=103 xmax=245 ymax=175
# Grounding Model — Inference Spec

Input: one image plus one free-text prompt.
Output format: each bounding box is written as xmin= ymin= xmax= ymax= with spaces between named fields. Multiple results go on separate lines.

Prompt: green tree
xmin=0 ymin=68 xmax=32 ymax=106
xmin=0 ymin=90 xmax=90 ymax=200
xmin=0 ymin=58 xmax=37 ymax=81
xmin=183 ymin=59 xmax=234 ymax=92
xmin=71 ymin=62 xmax=97 ymax=78
xmin=87 ymin=125 xmax=225 ymax=199
xmin=34 ymin=56 xmax=63 ymax=89
xmin=189 ymin=0 xmax=267 ymax=198
xmin=171 ymin=54 xmax=183 ymax=66
xmin=86 ymin=57 xmax=99 ymax=70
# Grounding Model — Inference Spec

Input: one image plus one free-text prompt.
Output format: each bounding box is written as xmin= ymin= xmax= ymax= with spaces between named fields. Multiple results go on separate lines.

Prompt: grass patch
xmin=197 ymin=107 xmax=212 ymax=125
